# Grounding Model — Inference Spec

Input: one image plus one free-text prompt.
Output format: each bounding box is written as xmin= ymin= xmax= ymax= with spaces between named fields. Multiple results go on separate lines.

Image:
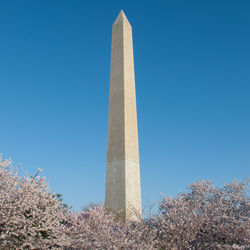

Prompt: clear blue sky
xmin=0 ymin=0 xmax=249 ymax=211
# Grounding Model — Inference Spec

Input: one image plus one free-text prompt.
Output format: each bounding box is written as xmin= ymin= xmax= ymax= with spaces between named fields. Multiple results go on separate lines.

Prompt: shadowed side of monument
xmin=105 ymin=10 xmax=141 ymax=221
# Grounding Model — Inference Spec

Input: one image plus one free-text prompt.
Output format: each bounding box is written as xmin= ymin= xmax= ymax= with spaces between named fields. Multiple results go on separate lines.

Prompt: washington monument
xmin=105 ymin=10 xmax=141 ymax=221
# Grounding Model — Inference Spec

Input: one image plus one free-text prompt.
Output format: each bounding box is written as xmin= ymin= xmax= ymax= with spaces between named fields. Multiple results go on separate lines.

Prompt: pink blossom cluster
xmin=0 ymin=155 xmax=249 ymax=249
xmin=152 ymin=180 xmax=250 ymax=249
xmin=0 ymin=156 xmax=69 ymax=248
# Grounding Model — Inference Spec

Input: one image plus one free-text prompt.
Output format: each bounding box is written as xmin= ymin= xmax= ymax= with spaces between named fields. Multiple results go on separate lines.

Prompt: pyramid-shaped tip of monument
xmin=113 ymin=10 xmax=131 ymax=26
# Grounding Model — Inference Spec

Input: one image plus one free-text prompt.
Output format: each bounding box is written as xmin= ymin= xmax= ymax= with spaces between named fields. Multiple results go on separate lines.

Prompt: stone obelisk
xmin=105 ymin=10 xmax=141 ymax=221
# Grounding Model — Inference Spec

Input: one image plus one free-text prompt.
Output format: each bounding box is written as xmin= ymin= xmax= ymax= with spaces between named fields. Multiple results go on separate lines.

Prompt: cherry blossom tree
xmin=61 ymin=205 xmax=155 ymax=249
xmin=1 ymin=155 xmax=249 ymax=249
xmin=0 ymin=155 xmax=71 ymax=249
xmin=152 ymin=180 xmax=250 ymax=249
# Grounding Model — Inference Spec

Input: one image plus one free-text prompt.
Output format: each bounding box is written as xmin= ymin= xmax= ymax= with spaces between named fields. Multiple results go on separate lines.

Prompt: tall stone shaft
xmin=105 ymin=10 xmax=141 ymax=220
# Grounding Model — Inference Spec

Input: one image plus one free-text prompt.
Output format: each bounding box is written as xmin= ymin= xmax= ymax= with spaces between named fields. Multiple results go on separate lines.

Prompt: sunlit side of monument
xmin=105 ymin=10 xmax=142 ymax=221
